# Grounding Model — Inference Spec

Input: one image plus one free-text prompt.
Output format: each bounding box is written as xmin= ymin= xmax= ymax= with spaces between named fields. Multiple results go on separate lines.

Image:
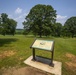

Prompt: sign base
xmin=24 ymin=56 xmax=62 ymax=75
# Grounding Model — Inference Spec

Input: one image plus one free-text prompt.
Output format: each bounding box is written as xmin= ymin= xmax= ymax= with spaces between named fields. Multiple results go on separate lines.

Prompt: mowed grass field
xmin=0 ymin=35 xmax=76 ymax=75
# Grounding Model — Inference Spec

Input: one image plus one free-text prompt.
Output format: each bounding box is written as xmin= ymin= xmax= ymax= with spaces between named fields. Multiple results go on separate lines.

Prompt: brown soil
xmin=65 ymin=53 xmax=76 ymax=74
xmin=66 ymin=53 xmax=76 ymax=62
xmin=0 ymin=51 xmax=16 ymax=59
xmin=1 ymin=66 xmax=51 ymax=75
xmin=65 ymin=62 xmax=76 ymax=71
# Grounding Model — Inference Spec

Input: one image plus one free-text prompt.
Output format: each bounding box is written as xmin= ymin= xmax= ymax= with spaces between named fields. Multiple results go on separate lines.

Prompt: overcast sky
xmin=0 ymin=0 xmax=76 ymax=29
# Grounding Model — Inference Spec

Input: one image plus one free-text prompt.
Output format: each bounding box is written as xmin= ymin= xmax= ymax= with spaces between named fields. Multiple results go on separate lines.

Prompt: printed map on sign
xmin=32 ymin=39 xmax=54 ymax=51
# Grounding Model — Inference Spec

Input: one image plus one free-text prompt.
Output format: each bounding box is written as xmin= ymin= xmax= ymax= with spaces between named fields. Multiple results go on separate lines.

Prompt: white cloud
xmin=8 ymin=15 xmax=13 ymax=18
xmin=15 ymin=8 xmax=22 ymax=14
xmin=14 ymin=13 xmax=28 ymax=29
xmin=57 ymin=15 xmax=67 ymax=19
xmin=7 ymin=12 xmax=28 ymax=29
xmin=56 ymin=15 xmax=67 ymax=25
xmin=15 ymin=15 xmax=23 ymax=21
xmin=14 ymin=12 xmax=28 ymax=21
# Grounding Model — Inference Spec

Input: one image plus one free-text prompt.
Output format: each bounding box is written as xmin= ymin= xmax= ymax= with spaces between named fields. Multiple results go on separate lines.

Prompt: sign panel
xmin=32 ymin=39 xmax=54 ymax=51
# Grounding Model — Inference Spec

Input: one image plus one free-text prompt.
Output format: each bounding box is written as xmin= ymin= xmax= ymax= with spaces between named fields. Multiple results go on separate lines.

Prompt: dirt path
xmin=1 ymin=66 xmax=51 ymax=75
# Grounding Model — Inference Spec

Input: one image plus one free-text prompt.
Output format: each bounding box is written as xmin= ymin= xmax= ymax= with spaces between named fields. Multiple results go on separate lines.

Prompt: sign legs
xmin=50 ymin=46 xmax=54 ymax=67
xmin=32 ymin=48 xmax=36 ymax=60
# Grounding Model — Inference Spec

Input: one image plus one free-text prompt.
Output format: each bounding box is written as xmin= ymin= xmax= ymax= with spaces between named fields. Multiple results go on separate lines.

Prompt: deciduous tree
xmin=0 ymin=13 xmax=17 ymax=35
xmin=23 ymin=4 xmax=56 ymax=37
xmin=64 ymin=17 xmax=76 ymax=38
xmin=54 ymin=23 xmax=62 ymax=37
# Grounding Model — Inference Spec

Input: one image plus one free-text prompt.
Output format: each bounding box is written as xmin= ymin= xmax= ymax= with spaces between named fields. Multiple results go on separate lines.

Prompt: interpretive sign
xmin=32 ymin=39 xmax=54 ymax=51
xmin=30 ymin=39 xmax=55 ymax=66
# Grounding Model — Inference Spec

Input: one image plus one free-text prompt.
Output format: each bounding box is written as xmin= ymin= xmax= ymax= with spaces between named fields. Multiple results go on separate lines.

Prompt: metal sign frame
xmin=30 ymin=39 xmax=55 ymax=66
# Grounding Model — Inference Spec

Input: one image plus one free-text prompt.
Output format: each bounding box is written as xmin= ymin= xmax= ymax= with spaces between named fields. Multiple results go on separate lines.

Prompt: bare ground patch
xmin=65 ymin=53 xmax=76 ymax=74
xmin=65 ymin=62 xmax=76 ymax=71
xmin=66 ymin=53 xmax=76 ymax=62
xmin=1 ymin=66 xmax=52 ymax=75
xmin=0 ymin=51 xmax=16 ymax=59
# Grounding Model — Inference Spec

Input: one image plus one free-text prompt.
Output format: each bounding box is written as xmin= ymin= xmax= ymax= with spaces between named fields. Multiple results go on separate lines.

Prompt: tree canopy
xmin=64 ymin=17 xmax=76 ymax=38
xmin=53 ymin=23 xmax=62 ymax=37
xmin=0 ymin=13 xmax=17 ymax=35
xmin=23 ymin=4 xmax=56 ymax=37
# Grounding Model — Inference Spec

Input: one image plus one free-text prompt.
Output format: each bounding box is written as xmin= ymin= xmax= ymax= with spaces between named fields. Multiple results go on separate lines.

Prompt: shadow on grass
xmin=0 ymin=38 xmax=18 ymax=47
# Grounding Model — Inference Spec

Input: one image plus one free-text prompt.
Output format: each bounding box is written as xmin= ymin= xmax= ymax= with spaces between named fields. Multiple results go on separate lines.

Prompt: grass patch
xmin=0 ymin=35 xmax=76 ymax=75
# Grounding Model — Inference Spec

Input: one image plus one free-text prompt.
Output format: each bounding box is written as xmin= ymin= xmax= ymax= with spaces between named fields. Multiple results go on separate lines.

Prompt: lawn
xmin=0 ymin=35 xmax=76 ymax=75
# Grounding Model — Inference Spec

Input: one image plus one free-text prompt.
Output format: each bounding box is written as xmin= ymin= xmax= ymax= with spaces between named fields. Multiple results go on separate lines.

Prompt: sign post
xmin=30 ymin=39 xmax=55 ymax=66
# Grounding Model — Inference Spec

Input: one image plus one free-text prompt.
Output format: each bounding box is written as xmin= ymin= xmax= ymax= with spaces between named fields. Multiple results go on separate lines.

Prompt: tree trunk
xmin=39 ymin=27 xmax=42 ymax=38
xmin=40 ymin=33 xmax=42 ymax=38
xmin=72 ymin=34 xmax=74 ymax=38
xmin=72 ymin=33 xmax=74 ymax=38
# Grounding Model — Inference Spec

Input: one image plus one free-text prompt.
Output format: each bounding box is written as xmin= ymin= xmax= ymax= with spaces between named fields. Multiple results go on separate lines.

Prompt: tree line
xmin=0 ymin=13 xmax=17 ymax=36
xmin=23 ymin=4 xmax=76 ymax=38
xmin=0 ymin=4 xmax=76 ymax=38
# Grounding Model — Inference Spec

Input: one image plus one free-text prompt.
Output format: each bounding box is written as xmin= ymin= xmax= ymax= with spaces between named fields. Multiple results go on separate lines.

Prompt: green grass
xmin=0 ymin=35 xmax=76 ymax=75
